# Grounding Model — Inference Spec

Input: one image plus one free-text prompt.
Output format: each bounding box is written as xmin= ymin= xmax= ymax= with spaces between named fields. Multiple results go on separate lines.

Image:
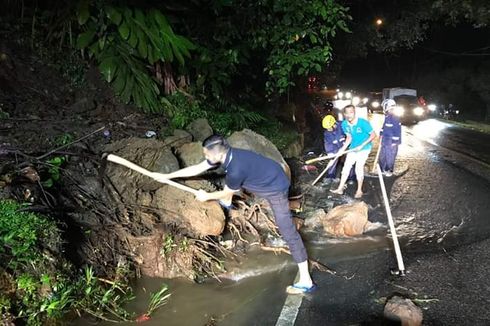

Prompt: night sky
xmin=339 ymin=22 xmax=490 ymax=93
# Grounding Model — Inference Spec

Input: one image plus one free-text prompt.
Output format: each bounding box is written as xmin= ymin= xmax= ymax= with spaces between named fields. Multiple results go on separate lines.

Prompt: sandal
xmin=286 ymin=283 xmax=317 ymax=295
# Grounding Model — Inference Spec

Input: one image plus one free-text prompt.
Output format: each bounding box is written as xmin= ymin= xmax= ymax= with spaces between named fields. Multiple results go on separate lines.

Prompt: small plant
xmin=42 ymin=156 xmax=66 ymax=188
xmin=179 ymin=237 xmax=189 ymax=252
xmin=54 ymin=133 xmax=74 ymax=146
xmin=161 ymin=235 xmax=176 ymax=256
xmin=145 ymin=285 xmax=171 ymax=317
xmin=0 ymin=200 xmax=59 ymax=269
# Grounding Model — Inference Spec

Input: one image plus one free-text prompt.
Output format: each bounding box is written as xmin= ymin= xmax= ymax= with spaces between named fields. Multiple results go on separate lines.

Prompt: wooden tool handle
xmin=106 ymin=154 xmax=199 ymax=195
xmin=305 ymin=148 xmax=356 ymax=165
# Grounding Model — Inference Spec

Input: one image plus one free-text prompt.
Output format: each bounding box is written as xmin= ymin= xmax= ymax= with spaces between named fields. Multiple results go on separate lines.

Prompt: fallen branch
xmin=36 ymin=126 xmax=105 ymax=160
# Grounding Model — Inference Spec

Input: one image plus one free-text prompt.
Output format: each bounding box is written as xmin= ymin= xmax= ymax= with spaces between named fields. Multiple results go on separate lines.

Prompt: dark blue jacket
xmin=380 ymin=114 xmax=401 ymax=145
xmin=323 ymin=124 xmax=346 ymax=155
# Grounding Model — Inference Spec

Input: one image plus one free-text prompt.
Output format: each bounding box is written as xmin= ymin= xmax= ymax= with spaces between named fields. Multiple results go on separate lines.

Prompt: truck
xmin=382 ymin=87 xmax=426 ymax=124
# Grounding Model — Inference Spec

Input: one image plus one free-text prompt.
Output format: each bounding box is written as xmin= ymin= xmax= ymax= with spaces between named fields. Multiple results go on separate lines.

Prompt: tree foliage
xmin=76 ymin=1 xmax=195 ymax=112
xmin=184 ymin=0 xmax=351 ymax=97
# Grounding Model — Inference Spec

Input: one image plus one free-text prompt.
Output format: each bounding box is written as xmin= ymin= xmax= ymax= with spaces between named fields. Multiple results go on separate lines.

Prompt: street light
xmin=375 ymin=18 xmax=383 ymax=26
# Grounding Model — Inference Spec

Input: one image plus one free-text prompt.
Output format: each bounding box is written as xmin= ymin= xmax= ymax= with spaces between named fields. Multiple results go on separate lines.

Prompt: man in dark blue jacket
xmin=322 ymin=115 xmax=345 ymax=182
xmin=153 ymin=135 xmax=315 ymax=294
xmin=380 ymin=99 xmax=402 ymax=176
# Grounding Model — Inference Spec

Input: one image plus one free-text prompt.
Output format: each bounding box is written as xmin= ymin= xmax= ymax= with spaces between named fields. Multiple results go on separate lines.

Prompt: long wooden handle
xmin=106 ymin=154 xmax=199 ymax=195
xmin=376 ymin=164 xmax=405 ymax=273
xmin=311 ymin=157 xmax=339 ymax=186
xmin=305 ymin=148 xmax=355 ymax=164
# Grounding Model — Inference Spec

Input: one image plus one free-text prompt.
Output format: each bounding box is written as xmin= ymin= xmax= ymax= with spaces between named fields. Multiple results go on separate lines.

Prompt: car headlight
xmin=428 ymin=104 xmax=436 ymax=111
xmin=371 ymin=101 xmax=380 ymax=108
xmin=394 ymin=106 xmax=405 ymax=117
xmin=414 ymin=107 xmax=424 ymax=116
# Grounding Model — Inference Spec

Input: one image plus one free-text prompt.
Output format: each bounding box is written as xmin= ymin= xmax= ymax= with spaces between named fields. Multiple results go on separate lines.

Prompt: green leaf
xmin=113 ymin=72 xmax=127 ymax=94
xmin=105 ymin=6 xmax=122 ymax=25
xmin=99 ymin=57 xmax=117 ymax=82
xmin=76 ymin=28 xmax=96 ymax=49
xmin=153 ymin=10 xmax=170 ymax=30
xmin=137 ymin=35 xmax=148 ymax=58
xmin=121 ymin=76 xmax=134 ymax=103
xmin=134 ymin=9 xmax=146 ymax=26
xmin=118 ymin=22 xmax=130 ymax=40
xmin=77 ymin=0 xmax=90 ymax=25
xmin=128 ymin=23 xmax=139 ymax=48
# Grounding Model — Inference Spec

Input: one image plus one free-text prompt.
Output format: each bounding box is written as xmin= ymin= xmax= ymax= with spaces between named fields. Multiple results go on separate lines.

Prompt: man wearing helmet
xmin=330 ymin=105 xmax=376 ymax=198
xmin=322 ymin=115 xmax=347 ymax=184
xmin=379 ymin=99 xmax=402 ymax=177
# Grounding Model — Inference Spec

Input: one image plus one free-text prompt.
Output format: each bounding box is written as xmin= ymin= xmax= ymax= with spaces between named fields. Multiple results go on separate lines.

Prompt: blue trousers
xmin=380 ymin=144 xmax=399 ymax=172
xmin=260 ymin=191 xmax=308 ymax=264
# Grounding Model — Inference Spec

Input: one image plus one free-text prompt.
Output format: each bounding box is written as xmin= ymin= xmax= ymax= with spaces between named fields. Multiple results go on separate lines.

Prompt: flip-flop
xmin=354 ymin=192 xmax=363 ymax=199
xmin=330 ymin=189 xmax=343 ymax=195
xmin=286 ymin=283 xmax=317 ymax=295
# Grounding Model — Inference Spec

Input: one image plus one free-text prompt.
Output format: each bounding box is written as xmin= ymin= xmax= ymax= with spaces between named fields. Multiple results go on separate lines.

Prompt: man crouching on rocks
xmin=153 ymin=134 xmax=316 ymax=294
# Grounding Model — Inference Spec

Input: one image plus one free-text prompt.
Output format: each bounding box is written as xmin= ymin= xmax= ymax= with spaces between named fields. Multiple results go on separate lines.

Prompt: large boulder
xmin=322 ymin=201 xmax=369 ymax=236
xmin=152 ymin=181 xmax=225 ymax=237
xmin=104 ymin=137 xmax=179 ymax=192
xmin=103 ymin=137 xmax=225 ymax=237
xmin=227 ymin=129 xmax=291 ymax=179
xmin=162 ymin=129 xmax=193 ymax=149
xmin=384 ymin=296 xmax=423 ymax=326
xmin=176 ymin=142 xmax=205 ymax=167
xmin=186 ymin=118 xmax=213 ymax=142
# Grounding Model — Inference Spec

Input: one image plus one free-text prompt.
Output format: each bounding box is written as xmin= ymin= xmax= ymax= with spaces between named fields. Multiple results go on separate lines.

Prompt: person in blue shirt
xmin=322 ymin=114 xmax=346 ymax=182
xmin=331 ymin=105 xmax=376 ymax=199
xmin=379 ymin=99 xmax=402 ymax=177
xmin=153 ymin=135 xmax=315 ymax=294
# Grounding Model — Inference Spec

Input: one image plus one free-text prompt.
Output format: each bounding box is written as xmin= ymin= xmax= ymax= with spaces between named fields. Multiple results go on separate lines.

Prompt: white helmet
xmin=381 ymin=99 xmax=396 ymax=113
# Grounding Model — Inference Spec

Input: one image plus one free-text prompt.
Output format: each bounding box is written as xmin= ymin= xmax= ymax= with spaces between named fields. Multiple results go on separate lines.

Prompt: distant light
xmin=428 ymin=104 xmax=437 ymax=111
xmin=363 ymin=97 xmax=369 ymax=104
xmin=414 ymin=107 xmax=424 ymax=116
xmin=455 ymin=110 xmax=460 ymax=114
xmin=345 ymin=92 xmax=352 ymax=99
xmin=338 ymin=92 xmax=344 ymax=99
xmin=371 ymin=101 xmax=380 ymax=108
xmin=376 ymin=19 xmax=383 ymax=26
xmin=394 ymin=106 xmax=405 ymax=117
xmin=352 ymin=96 xmax=361 ymax=106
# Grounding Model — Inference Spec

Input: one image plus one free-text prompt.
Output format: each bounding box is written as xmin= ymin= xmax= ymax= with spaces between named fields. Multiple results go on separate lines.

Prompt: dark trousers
xmin=260 ymin=191 xmax=308 ymax=264
xmin=326 ymin=159 xmax=339 ymax=178
xmin=380 ymin=144 xmax=399 ymax=172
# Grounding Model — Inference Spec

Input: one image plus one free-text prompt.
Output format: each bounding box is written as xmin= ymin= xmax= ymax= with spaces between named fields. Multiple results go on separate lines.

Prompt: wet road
xmin=295 ymin=117 xmax=490 ymax=325
xmin=407 ymin=119 xmax=490 ymax=166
